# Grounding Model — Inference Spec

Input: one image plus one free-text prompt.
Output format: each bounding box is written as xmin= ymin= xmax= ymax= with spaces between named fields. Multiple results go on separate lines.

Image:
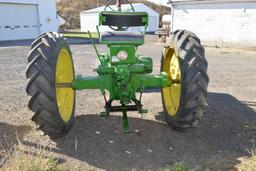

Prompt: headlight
xmin=117 ymin=50 xmax=128 ymax=60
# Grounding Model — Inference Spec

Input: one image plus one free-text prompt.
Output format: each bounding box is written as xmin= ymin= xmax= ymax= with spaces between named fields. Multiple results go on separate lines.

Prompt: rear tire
xmin=26 ymin=32 xmax=75 ymax=138
xmin=161 ymin=30 xmax=209 ymax=131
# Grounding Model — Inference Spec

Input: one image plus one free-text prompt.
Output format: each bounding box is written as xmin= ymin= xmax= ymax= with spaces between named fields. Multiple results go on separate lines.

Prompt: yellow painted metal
xmin=55 ymin=48 xmax=75 ymax=122
xmin=162 ymin=48 xmax=181 ymax=116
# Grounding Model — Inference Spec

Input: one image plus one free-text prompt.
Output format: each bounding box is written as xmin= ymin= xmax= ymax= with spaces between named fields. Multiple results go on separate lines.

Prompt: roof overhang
xmin=168 ymin=0 xmax=256 ymax=5
xmin=0 ymin=0 xmax=37 ymax=4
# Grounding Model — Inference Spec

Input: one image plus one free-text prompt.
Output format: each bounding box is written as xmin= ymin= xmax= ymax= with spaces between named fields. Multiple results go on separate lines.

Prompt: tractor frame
xmin=66 ymin=4 xmax=174 ymax=133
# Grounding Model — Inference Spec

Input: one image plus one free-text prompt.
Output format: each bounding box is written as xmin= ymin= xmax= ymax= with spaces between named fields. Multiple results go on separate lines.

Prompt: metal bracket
xmin=122 ymin=110 xmax=130 ymax=133
xmin=101 ymin=99 xmax=148 ymax=133
xmin=55 ymin=83 xmax=73 ymax=88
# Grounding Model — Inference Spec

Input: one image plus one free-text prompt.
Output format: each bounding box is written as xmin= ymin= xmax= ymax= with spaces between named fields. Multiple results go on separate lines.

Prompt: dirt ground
xmin=0 ymin=35 xmax=256 ymax=170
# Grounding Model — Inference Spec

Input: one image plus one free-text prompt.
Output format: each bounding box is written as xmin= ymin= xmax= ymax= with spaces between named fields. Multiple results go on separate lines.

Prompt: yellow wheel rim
xmin=55 ymin=48 xmax=75 ymax=122
xmin=162 ymin=48 xmax=181 ymax=116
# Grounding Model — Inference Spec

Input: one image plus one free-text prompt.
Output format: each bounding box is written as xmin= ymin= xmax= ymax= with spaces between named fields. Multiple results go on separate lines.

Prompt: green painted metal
xmin=71 ymin=7 xmax=172 ymax=133
xmin=73 ymin=73 xmax=170 ymax=91
xmin=101 ymin=40 xmax=144 ymax=45
xmin=122 ymin=111 xmax=130 ymax=133
xmin=88 ymin=31 xmax=101 ymax=61
xmin=72 ymin=68 xmax=171 ymax=105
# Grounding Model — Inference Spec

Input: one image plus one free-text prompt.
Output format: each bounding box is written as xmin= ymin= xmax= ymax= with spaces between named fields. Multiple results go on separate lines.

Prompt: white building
xmin=170 ymin=0 xmax=256 ymax=47
xmin=0 ymin=0 xmax=58 ymax=41
xmin=57 ymin=15 xmax=66 ymax=27
xmin=80 ymin=3 xmax=160 ymax=33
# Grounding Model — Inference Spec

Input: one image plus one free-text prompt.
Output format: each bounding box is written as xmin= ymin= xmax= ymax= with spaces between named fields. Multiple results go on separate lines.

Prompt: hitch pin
xmin=171 ymin=79 xmax=181 ymax=84
xmin=167 ymin=76 xmax=181 ymax=84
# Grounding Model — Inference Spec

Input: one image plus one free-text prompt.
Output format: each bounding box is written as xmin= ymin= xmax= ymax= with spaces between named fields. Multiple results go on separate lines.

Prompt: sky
xmin=147 ymin=0 xmax=169 ymax=5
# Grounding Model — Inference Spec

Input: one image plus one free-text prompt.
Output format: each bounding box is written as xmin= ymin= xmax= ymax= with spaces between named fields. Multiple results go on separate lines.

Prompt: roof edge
xmin=80 ymin=3 xmax=160 ymax=14
xmin=169 ymin=0 xmax=256 ymax=5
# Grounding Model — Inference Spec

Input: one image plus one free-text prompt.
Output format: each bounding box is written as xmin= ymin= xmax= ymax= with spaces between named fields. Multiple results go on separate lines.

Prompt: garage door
xmin=127 ymin=16 xmax=158 ymax=33
xmin=0 ymin=3 xmax=39 ymax=41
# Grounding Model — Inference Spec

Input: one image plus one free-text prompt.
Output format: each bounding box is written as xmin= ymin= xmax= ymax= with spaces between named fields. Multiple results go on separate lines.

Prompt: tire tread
xmin=26 ymin=32 xmax=75 ymax=138
xmin=162 ymin=29 xmax=209 ymax=131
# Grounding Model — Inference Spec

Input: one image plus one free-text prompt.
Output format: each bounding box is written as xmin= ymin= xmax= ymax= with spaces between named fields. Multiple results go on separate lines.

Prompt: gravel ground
xmin=0 ymin=35 xmax=256 ymax=170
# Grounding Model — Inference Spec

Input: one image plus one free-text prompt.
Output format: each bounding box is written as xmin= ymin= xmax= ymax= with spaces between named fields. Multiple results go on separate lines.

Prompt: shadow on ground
xmin=0 ymin=40 xmax=33 ymax=47
xmin=22 ymin=92 xmax=256 ymax=170
xmin=0 ymin=123 xmax=31 ymax=165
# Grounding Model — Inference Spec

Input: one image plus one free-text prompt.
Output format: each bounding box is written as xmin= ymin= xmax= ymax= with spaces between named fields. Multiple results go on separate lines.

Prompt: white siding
xmin=148 ymin=16 xmax=159 ymax=32
xmin=38 ymin=0 xmax=58 ymax=34
xmin=80 ymin=12 xmax=110 ymax=32
xmin=172 ymin=2 xmax=256 ymax=47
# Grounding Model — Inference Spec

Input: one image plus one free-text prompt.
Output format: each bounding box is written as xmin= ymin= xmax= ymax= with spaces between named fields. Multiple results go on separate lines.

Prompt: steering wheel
xmin=104 ymin=0 xmax=135 ymax=31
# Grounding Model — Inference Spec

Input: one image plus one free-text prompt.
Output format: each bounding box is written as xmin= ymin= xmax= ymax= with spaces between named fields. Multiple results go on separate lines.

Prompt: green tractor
xmin=26 ymin=0 xmax=209 ymax=137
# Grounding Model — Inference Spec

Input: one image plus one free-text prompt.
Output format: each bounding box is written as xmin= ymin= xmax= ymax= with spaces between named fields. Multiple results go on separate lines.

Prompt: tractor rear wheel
xmin=161 ymin=30 xmax=209 ymax=131
xmin=26 ymin=32 xmax=76 ymax=137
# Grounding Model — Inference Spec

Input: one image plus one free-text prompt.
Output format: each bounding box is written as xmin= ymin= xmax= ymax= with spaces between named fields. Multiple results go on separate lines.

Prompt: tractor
xmin=26 ymin=0 xmax=209 ymax=137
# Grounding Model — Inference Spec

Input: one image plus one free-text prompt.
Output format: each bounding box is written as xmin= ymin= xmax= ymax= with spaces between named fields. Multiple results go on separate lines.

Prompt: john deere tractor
xmin=26 ymin=0 xmax=208 ymax=137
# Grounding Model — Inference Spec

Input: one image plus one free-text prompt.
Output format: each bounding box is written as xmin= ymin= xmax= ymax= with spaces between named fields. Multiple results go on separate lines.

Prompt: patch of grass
xmin=237 ymin=148 xmax=256 ymax=171
xmin=1 ymin=140 xmax=82 ymax=171
xmin=6 ymin=153 xmax=59 ymax=171
xmin=2 ymin=141 xmax=60 ymax=171
xmin=3 ymin=151 xmax=84 ymax=171
xmin=62 ymin=32 xmax=98 ymax=39
xmin=163 ymin=162 xmax=188 ymax=171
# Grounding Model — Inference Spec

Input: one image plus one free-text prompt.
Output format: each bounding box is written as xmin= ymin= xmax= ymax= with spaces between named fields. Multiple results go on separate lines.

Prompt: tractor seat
xmin=100 ymin=31 xmax=144 ymax=44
